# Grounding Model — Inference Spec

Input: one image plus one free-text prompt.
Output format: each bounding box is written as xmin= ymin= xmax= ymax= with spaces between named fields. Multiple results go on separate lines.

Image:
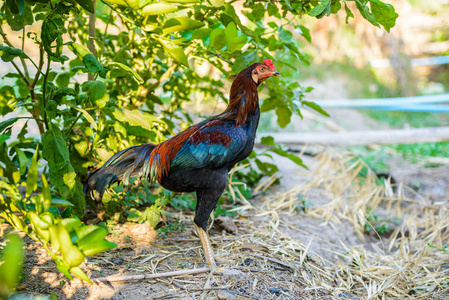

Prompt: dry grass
xmin=14 ymin=150 xmax=449 ymax=299
xmin=252 ymin=150 xmax=449 ymax=299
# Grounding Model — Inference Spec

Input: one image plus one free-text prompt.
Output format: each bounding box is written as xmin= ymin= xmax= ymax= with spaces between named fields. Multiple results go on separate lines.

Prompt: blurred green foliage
xmin=0 ymin=148 xmax=116 ymax=283
xmin=0 ymin=233 xmax=24 ymax=298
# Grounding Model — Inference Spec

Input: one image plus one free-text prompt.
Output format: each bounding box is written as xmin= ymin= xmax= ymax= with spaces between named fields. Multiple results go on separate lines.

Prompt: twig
xmin=10 ymin=60 xmax=31 ymax=86
xmin=92 ymin=267 xmax=211 ymax=283
xmin=249 ymin=253 xmax=298 ymax=271
xmin=172 ymin=281 xmax=193 ymax=300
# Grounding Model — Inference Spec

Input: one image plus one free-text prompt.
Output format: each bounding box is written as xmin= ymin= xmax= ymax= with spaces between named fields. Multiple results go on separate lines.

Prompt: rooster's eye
xmin=260 ymin=67 xmax=265 ymax=72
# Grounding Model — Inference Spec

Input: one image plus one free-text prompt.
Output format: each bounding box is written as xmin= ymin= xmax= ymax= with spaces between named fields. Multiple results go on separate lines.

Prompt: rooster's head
xmin=251 ymin=59 xmax=280 ymax=84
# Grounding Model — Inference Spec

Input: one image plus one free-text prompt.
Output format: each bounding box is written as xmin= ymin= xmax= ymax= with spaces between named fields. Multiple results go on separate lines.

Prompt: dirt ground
xmin=7 ymin=149 xmax=449 ymax=300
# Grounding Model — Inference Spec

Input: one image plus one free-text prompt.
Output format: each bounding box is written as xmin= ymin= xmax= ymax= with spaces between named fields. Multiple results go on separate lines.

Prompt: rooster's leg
xmin=194 ymin=182 xmax=227 ymax=272
xmin=194 ymin=224 xmax=220 ymax=269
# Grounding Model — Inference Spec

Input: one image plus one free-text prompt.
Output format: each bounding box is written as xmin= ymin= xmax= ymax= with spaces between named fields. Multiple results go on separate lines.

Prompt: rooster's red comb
xmin=263 ymin=59 xmax=276 ymax=71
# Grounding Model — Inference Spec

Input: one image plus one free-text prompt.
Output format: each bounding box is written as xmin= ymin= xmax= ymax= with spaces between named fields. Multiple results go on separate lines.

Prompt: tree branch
xmin=88 ymin=0 xmax=97 ymax=81
xmin=41 ymin=54 xmax=52 ymax=129
xmin=31 ymin=43 xmax=44 ymax=89
xmin=10 ymin=60 xmax=31 ymax=86
xmin=20 ymin=27 xmax=30 ymax=81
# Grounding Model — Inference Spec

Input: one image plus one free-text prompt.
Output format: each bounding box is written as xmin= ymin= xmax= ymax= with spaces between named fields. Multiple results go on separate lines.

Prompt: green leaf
xmin=0 ymin=141 xmax=20 ymax=184
xmin=51 ymin=197 xmax=75 ymax=207
xmin=111 ymin=107 xmax=156 ymax=132
xmin=369 ymin=0 xmax=398 ymax=32
xmin=67 ymin=42 xmax=91 ymax=58
xmin=45 ymin=100 xmax=57 ymax=120
xmin=355 ymin=1 xmax=379 ymax=28
xmin=56 ymin=264 xmax=72 ymax=280
xmin=26 ymin=146 xmax=39 ymax=197
xmin=278 ymin=27 xmax=293 ymax=43
xmin=0 ymin=234 xmax=24 ymax=291
xmin=81 ymin=240 xmax=117 ymax=256
xmin=225 ymin=21 xmax=237 ymax=41
xmin=157 ymin=38 xmax=189 ymax=67
xmin=0 ymin=46 xmax=28 ymax=62
xmin=260 ymin=97 xmax=281 ymax=113
xmin=210 ymin=28 xmax=226 ymax=50
xmin=41 ymin=6 xmax=70 ymax=58
xmin=76 ymin=227 xmax=108 ymax=251
xmin=163 ymin=16 xmax=205 ymax=35
xmin=107 ymin=62 xmax=144 ymax=84
xmin=14 ymin=148 xmax=27 ymax=175
xmin=164 ymin=0 xmax=199 ymax=2
xmin=302 ymin=100 xmax=330 ymax=117
xmin=255 ymin=159 xmax=278 ymax=174
xmin=54 ymin=87 xmax=76 ymax=103
xmin=8 ymin=0 xmax=20 ymax=14
xmin=42 ymin=123 xmax=85 ymax=215
xmin=81 ymin=81 xmax=109 ymax=108
xmin=331 ymin=0 xmax=341 ymax=14
xmin=299 ymin=25 xmax=311 ymax=43
xmin=57 ymin=223 xmax=85 ymax=267
xmin=74 ymin=0 xmax=94 ymax=13
xmin=61 ymin=218 xmax=82 ymax=232
xmin=225 ymin=22 xmax=247 ymax=52
xmin=84 ymin=54 xmax=106 ymax=74
xmin=251 ymin=3 xmax=265 ymax=22
xmin=42 ymin=174 xmax=52 ymax=211
xmin=275 ymin=105 xmax=292 ymax=128
xmin=267 ymin=2 xmax=279 ymax=17
xmin=0 ymin=117 xmax=19 ymax=134
xmin=67 ymin=42 xmax=106 ymax=74
xmin=0 ymin=86 xmax=18 ymax=116
xmin=272 ymin=148 xmax=307 ymax=168
xmin=308 ymin=0 xmax=331 ymax=17
xmin=231 ymin=51 xmax=259 ymax=73
xmin=223 ymin=3 xmax=255 ymax=37
xmin=73 ymin=107 xmax=97 ymax=130
xmin=141 ymin=2 xmax=179 ymax=16
xmin=70 ymin=267 xmax=92 ymax=284
xmin=5 ymin=1 xmax=33 ymax=31
xmin=260 ymin=136 xmax=275 ymax=147
xmin=56 ymin=72 xmax=71 ymax=87
xmin=344 ymin=2 xmax=354 ymax=23
xmin=209 ymin=0 xmax=224 ymax=7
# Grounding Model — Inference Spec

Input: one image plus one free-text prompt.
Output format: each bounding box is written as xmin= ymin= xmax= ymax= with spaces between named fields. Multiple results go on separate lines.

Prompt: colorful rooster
xmin=84 ymin=60 xmax=280 ymax=270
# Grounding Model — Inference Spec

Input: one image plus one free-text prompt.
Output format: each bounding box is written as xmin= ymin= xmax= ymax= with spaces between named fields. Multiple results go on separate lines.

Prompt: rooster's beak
xmin=273 ymin=71 xmax=281 ymax=77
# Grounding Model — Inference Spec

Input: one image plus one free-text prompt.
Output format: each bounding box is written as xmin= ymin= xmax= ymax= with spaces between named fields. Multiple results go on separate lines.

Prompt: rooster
xmin=84 ymin=60 xmax=280 ymax=270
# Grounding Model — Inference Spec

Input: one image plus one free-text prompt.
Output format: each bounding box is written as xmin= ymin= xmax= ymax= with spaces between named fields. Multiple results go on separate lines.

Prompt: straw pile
xmin=253 ymin=150 xmax=449 ymax=299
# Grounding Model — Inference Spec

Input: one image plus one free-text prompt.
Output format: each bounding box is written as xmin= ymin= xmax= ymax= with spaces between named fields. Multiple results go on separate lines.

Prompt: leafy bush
xmin=0 ymin=149 xmax=116 ymax=283
xmin=0 ymin=0 xmax=398 ymax=284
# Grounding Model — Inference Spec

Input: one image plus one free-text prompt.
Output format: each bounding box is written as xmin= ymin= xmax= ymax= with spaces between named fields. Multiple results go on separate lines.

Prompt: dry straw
xmin=253 ymin=150 xmax=449 ymax=299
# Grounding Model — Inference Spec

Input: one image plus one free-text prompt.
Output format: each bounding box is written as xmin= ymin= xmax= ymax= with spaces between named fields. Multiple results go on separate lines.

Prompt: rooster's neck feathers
xmin=219 ymin=63 xmax=261 ymax=127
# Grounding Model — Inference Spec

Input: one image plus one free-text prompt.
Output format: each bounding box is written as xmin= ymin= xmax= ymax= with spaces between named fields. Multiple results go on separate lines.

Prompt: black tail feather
xmin=83 ymin=143 xmax=156 ymax=202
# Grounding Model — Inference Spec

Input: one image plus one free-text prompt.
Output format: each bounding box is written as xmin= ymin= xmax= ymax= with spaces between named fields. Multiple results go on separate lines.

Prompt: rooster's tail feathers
xmin=83 ymin=143 xmax=156 ymax=201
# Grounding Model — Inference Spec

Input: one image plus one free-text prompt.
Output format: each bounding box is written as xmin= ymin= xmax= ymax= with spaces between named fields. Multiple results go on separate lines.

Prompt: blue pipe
xmin=313 ymin=94 xmax=449 ymax=108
